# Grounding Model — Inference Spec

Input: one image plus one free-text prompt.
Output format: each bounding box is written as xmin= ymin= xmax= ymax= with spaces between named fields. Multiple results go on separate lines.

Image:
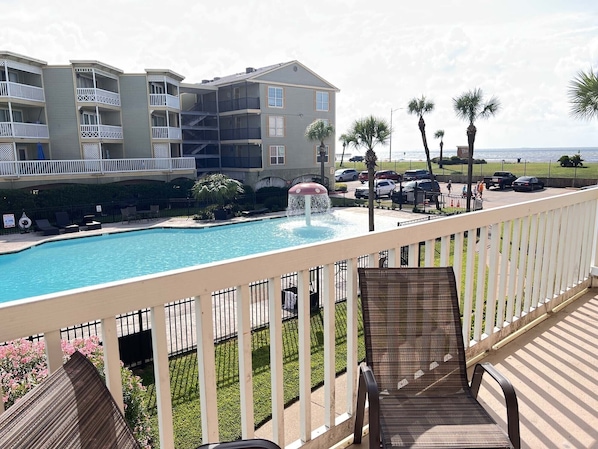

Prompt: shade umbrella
xmin=37 ymin=142 xmax=45 ymax=160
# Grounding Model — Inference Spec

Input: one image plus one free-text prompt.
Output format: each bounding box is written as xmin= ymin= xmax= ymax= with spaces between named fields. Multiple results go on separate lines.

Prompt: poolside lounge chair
xmin=149 ymin=204 xmax=160 ymax=219
xmin=55 ymin=211 xmax=79 ymax=233
xmin=35 ymin=218 xmax=60 ymax=236
xmin=354 ymin=267 xmax=520 ymax=449
xmin=121 ymin=206 xmax=139 ymax=223
xmin=0 ymin=351 xmax=140 ymax=448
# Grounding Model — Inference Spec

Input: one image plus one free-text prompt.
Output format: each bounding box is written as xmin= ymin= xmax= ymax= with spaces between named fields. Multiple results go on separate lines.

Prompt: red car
xmin=358 ymin=171 xmax=369 ymax=183
xmin=375 ymin=170 xmax=402 ymax=182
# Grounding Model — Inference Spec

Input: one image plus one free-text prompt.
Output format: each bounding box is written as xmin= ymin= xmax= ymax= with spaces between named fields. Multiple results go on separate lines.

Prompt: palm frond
xmin=568 ymin=69 xmax=598 ymax=121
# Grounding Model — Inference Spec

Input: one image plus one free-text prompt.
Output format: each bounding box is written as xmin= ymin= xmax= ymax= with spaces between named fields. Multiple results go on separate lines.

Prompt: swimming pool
xmin=0 ymin=211 xmax=397 ymax=303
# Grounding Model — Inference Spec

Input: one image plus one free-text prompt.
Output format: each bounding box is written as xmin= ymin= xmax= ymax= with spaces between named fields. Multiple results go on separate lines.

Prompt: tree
xmin=558 ymin=155 xmax=572 ymax=167
xmin=305 ymin=119 xmax=335 ymax=187
xmin=344 ymin=116 xmax=390 ymax=231
xmin=453 ymin=88 xmax=500 ymax=212
xmin=434 ymin=129 xmax=445 ymax=168
xmin=568 ymin=68 xmax=598 ymax=121
xmin=191 ymin=173 xmax=244 ymax=217
xmin=407 ymin=96 xmax=439 ymax=210
xmin=570 ymin=154 xmax=584 ymax=167
xmin=339 ymin=133 xmax=351 ymax=167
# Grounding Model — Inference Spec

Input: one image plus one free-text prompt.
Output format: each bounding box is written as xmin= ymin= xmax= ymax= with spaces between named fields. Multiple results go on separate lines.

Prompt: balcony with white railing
xmin=0 ymin=81 xmax=45 ymax=102
xmin=80 ymin=124 xmax=123 ymax=139
xmin=0 ymin=190 xmax=597 ymax=448
xmin=0 ymin=157 xmax=196 ymax=177
xmin=152 ymin=126 xmax=182 ymax=140
xmin=0 ymin=121 xmax=49 ymax=139
xmin=150 ymin=93 xmax=181 ymax=109
xmin=76 ymin=87 xmax=121 ymax=107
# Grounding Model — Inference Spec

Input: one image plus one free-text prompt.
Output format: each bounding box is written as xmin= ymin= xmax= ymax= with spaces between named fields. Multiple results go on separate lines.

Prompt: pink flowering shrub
xmin=0 ymin=336 xmax=152 ymax=448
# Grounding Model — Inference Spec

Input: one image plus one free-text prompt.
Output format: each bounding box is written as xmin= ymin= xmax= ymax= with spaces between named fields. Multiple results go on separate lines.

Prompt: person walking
xmin=447 ymin=180 xmax=452 ymax=194
xmin=462 ymin=184 xmax=467 ymax=198
xmin=477 ymin=180 xmax=484 ymax=198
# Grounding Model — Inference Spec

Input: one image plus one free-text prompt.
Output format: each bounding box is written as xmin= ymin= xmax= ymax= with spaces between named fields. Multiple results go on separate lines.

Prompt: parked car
xmin=354 ymin=179 xmax=396 ymax=199
xmin=483 ymin=171 xmax=517 ymax=190
xmin=513 ymin=176 xmax=544 ymax=192
xmin=349 ymin=155 xmax=364 ymax=162
xmin=375 ymin=170 xmax=402 ymax=182
xmin=334 ymin=168 xmax=359 ymax=182
xmin=403 ymin=169 xmax=431 ymax=181
xmin=391 ymin=179 xmax=440 ymax=203
xmin=358 ymin=171 xmax=369 ymax=183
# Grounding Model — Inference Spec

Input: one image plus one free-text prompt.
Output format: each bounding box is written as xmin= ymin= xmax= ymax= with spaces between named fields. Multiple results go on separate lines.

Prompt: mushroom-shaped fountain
xmin=287 ymin=182 xmax=330 ymax=226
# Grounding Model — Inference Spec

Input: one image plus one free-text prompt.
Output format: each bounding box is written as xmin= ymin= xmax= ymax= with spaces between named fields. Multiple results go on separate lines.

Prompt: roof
xmin=196 ymin=60 xmax=339 ymax=91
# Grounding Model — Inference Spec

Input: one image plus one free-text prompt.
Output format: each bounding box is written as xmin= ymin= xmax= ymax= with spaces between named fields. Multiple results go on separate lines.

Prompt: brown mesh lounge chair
xmin=354 ymin=267 xmax=520 ymax=449
xmin=0 ymin=351 xmax=140 ymax=448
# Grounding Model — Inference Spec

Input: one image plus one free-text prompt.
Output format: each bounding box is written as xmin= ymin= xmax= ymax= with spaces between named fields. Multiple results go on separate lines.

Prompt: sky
xmin=3 ymin=0 xmax=598 ymax=155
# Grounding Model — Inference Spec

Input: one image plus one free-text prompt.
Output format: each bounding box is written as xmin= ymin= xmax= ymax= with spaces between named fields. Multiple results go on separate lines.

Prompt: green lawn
xmin=139 ymin=302 xmax=364 ymax=448
xmin=338 ymin=160 xmax=598 ymax=180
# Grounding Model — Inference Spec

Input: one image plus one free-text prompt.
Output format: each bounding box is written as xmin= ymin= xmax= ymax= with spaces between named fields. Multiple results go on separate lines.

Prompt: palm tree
xmin=453 ymin=88 xmax=500 ymax=212
xmin=305 ymin=119 xmax=335 ymax=187
xmin=407 ymin=96 xmax=439 ymax=210
xmin=344 ymin=116 xmax=390 ymax=231
xmin=191 ymin=173 xmax=244 ymax=219
xmin=339 ymin=133 xmax=351 ymax=167
xmin=568 ymin=68 xmax=598 ymax=122
xmin=434 ymin=129 xmax=445 ymax=168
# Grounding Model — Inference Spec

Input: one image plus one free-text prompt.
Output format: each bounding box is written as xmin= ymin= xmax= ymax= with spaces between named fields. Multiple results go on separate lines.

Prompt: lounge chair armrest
xmin=471 ymin=362 xmax=520 ymax=449
xmin=354 ymin=363 xmax=380 ymax=446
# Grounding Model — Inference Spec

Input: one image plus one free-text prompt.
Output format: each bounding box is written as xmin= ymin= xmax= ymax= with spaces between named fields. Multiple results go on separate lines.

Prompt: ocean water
xmin=339 ymin=147 xmax=598 ymax=163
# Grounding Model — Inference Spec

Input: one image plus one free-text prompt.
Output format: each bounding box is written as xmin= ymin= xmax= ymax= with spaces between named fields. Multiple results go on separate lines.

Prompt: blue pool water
xmin=0 ymin=211 xmax=396 ymax=303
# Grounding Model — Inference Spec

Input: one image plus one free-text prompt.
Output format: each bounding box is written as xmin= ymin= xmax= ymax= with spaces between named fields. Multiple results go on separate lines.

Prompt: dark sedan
xmin=513 ymin=176 xmax=544 ymax=192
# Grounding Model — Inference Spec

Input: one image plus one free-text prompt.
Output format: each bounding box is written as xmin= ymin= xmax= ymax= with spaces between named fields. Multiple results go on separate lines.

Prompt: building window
xmin=316 ymin=145 xmax=329 ymax=163
xmin=316 ymin=91 xmax=329 ymax=111
xmin=152 ymin=115 xmax=166 ymax=127
xmin=270 ymin=145 xmax=285 ymax=165
xmin=1 ymin=109 xmax=23 ymax=122
xmin=268 ymin=86 xmax=283 ymax=108
xmin=81 ymin=112 xmax=98 ymax=125
xmin=268 ymin=116 xmax=285 ymax=137
xmin=0 ymin=109 xmax=10 ymax=122
xmin=150 ymin=83 xmax=165 ymax=94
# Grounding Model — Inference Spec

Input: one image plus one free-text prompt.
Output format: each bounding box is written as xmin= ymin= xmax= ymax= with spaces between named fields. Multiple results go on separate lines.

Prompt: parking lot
xmin=336 ymin=179 xmax=572 ymax=210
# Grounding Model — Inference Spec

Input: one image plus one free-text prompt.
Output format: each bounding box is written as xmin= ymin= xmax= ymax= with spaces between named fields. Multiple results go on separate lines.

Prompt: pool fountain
xmin=287 ymin=182 xmax=330 ymax=226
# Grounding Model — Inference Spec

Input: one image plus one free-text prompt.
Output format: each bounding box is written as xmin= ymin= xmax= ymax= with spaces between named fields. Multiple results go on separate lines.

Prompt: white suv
xmin=354 ymin=179 xmax=396 ymax=199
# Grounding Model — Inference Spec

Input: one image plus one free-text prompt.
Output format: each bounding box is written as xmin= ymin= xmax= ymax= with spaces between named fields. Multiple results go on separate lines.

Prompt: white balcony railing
xmin=76 ymin=88 xmax=121 ymax=106
xmin=0 ymin=157 xmax=196 ymax=177
xmin=152 ymin=126 xmax=182 ymax=140
xmin=0 ymin=81 xmax=45 ymax=102
xmin=0 ymin=122 xmax=49 ymax=139
xmin=0 ymin=190 xmax=596 ymax=449
xmin=149 ymin=93 xmax=180 ymax=109
xmin=80 ymin=124 xmax=123 ymax=139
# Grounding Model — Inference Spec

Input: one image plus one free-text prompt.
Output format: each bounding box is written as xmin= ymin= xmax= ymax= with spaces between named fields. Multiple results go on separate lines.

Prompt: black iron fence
xmin=16 ymin=247 xmax=420 ymax=368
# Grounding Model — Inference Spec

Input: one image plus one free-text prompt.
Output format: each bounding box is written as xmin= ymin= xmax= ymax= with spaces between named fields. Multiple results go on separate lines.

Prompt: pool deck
xmin=0 ymin=207 xmax=417 ymax=255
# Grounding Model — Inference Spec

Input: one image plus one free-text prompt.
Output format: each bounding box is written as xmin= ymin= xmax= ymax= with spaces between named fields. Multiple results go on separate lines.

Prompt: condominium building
xmin=180 ymin=61 xmax=339 ymax=188
xmin=0 ymin=52 xmax=338 ymax=190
